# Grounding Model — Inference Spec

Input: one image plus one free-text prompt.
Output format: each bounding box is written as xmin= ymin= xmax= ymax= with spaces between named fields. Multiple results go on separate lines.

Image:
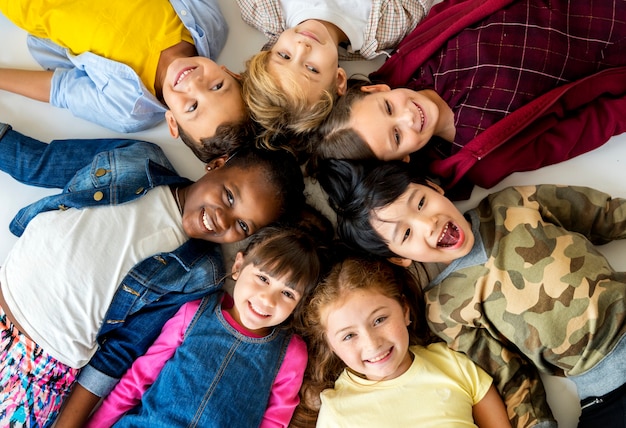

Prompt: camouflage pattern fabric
xmin=424 ymin=185 xmax=626 ymax=427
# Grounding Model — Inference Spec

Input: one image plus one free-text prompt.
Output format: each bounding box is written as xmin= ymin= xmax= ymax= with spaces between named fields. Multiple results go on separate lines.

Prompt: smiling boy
xmin=237 ymin=0 xmax=432 ymax=153
xmin=0 ymin=0 xmax=246 ymax=158
xmin=318 ymin=158 xmax=626 ymax=428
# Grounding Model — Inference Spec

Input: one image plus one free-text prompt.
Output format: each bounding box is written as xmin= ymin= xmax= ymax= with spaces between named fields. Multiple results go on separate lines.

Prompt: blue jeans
xmin=0 ymin=123 xmax=148 ymax=188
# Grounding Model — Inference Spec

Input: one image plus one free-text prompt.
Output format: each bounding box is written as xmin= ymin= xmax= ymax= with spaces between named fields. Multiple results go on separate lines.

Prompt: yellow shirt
xmin=317 ymin=342 xmax=492 ymax=427
xmin=0 ymin=0 xmax=192 ymax=94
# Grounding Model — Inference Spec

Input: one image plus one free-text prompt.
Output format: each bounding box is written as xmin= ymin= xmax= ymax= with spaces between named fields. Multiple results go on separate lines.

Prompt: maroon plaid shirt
xmin=408 ymin=0 xmax=626 ymax=152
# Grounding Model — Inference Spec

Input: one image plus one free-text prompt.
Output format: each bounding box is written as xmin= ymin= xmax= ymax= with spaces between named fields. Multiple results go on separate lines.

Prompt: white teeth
xmin=417 ymin=106 xmax=425 ymax=130
xmin=412 ymin=102 xmax=425 ymax=131
xmin=367 ymin=350 xmax=390 ymax=363
xmin=202 ymin=210 xmax=213 ymax=231
xmin=438 ymin=223 xmax=449 ymax=243
xmin=176 ymin=68 xmax=194 ymax=85
xmin=250 ymin=302 xmax=270 ymax=317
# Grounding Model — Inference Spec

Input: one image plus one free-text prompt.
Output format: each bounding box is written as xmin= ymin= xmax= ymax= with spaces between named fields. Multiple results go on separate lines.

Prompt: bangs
xmin=245 ymin=236 xmax=321 ymax=294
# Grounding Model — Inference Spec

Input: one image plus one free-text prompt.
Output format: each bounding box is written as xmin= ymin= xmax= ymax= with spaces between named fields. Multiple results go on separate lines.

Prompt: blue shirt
xmin=0 ymin=124 xmax=225 ymax=396
xmin=113 ymin=294 xmax=291 ymax=427
xmin=25 ymin=0 xmax=228 ymax=132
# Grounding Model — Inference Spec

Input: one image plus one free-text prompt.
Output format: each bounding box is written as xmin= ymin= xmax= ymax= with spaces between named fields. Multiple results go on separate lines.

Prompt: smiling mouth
xmin=202 ymin=209 xmax=214 ymax=232
xmin=413 ymin=102 xmax=425 ymax=131
xmin=175 ymin=67 xmax=196 ymax=86
xmin=365 ymin=349 xmax=391 ymax=363
xmin=249 ymin=301 xmax=270 ymax=317
xmin=299 ymin=31 xmax=320 ymax=43
xmin=438 ymin=222 xmax=460 ymax=247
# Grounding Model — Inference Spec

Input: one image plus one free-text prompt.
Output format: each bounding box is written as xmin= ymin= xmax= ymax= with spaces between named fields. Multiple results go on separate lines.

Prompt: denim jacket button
xmin=93 ymin=191 xmax=104 ymax=201
xmin=95 ymin=168 xmax=107 ymax=177
xmin=135 ymin=187 xmax=144 ymax=194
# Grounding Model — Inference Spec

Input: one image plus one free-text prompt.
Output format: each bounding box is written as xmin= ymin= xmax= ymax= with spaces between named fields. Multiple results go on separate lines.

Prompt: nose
xmin=258 ymin=290 xmax=276 ymax=308
xmin=294 ymin=39 xmax=311 ymax=56
xmin=213 ymin=207 xmax=228 ymax=232
xmin=184 ymin=70 xmax=211 ymax=93
xmin=407 ymin=212 xmax=437 ymax=238
xmin=423 ymin=215 xmax=440 ymax=240
xmin=398 ymin=106 xmax=415 ymax=128
xmin=362 ymin=329 xmax=382 ymax=351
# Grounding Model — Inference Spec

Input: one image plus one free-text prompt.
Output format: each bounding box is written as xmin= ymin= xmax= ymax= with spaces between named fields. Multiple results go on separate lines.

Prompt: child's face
xmin=324 ymin=288 xmax=412 ymax=381
xmin=163 ymin=57 xmax=245 ymax=146
xmin=371 ymin=183 xmax=474 ymax=264
xmin=229 ymin=253 xmax=302 ymax=335
xmin=268 ymin=20 xmax=346 ymax=106
xmin=180 ymin=163 xmax=281 ymax=244
xmin=349 ymin=86 xmax=441 ymax=161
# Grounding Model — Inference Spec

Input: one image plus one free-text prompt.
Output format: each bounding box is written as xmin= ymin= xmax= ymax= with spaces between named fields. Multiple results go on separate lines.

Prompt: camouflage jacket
xmin=424 ymin=185 xmax=626 ymax=427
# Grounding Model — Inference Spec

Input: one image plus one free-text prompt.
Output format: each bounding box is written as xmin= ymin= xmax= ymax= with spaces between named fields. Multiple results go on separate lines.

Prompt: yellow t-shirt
xmin=317 ymin=342 xmax=493 ymax=427
xmin=0 ymin=0 xmax=193 ymax=95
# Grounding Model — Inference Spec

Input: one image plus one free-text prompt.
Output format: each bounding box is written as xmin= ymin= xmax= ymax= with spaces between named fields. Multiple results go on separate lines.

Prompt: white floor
xmin=3 ymin=1 xmax=626 ymax=426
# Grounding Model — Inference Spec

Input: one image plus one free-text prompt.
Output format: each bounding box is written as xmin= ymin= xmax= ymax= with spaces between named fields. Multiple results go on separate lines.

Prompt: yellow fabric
xmin=0 ymin=0 xmax=193 ymax=94
xmin=317 ymin=342 xmax=492 ymax=427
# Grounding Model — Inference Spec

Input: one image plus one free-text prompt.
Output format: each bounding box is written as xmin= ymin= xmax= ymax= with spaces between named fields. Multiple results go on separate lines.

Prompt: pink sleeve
xmin=85 ymin=300 xmax=201 ymax=427
xmin=260 ymin=334 xmax=308 ymax=428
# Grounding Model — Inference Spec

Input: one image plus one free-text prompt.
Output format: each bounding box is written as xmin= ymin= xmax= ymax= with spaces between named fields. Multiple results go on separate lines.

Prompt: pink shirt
xmin=87 ymin=296 xmax=307 ymax=427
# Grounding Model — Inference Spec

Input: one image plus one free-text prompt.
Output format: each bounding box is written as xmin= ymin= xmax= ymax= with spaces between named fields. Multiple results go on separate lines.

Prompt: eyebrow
xmin=232 ymin=183 xmax=258 ymax=234
xmin=332 ymin=305 xmax=385 ymax=338
xmin=256 ymin=267 xmax=302 ymax=296
xmin=390 ymin=188 xmax=419 ymax=244
xmin=377 ymin=99 xmax=397 ymax=153
xmin=269 ymin=53 xmax=321 ymax=84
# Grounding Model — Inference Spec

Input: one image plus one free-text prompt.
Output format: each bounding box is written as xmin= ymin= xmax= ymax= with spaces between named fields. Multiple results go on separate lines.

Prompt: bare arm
xmin=0 ymin=69 xmax=52 ymax=102
xmin=473 ymin=384 xmax=512 ymax=428
xmin=54 ymin=384 xmax=101 ymax=428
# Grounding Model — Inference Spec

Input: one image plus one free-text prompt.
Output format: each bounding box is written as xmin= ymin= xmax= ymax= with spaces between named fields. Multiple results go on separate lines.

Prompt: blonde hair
xmin=291 ymin=255 xmax=433 ymax=426
xmin=242 ymin=50 xmax=337 ymax=155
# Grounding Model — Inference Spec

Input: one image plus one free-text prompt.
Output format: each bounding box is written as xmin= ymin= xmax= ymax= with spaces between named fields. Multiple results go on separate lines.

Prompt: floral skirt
xmin=0 ymin=306 xmax=78 ymax=428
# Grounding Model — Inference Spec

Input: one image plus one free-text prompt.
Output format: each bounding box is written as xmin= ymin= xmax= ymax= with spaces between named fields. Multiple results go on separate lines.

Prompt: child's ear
xmin=165 ymin=111 xmax=180 ymax=139
xmin=336 ymin=67 xmax=348 ymax=96
xmin=222 ymin=66 xmax=242 ymax=81
xmin=231 ymin=251 xmax=245 ymax=280
xmin=205 ymin=154 xmax=229 ymax=172
xmin=360 ymin=84 xmax=391 ymax=94
xmin=388 ymin=257 xmax=413 ymax=268
xmin=403 ymin=301 xmax=411 ymax=326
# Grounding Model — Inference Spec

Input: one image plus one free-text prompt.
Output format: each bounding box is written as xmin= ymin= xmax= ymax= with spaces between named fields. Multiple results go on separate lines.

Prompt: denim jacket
xmin=114 ymin=293 xmax=291 ymax=427
xmin=25 ymin=0 xmax=228 ymax=132
xmin=0 ymin=124 xmax=225 ymax=396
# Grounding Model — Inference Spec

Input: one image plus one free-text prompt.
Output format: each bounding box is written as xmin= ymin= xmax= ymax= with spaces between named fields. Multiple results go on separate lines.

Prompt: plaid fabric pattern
xmin=0 ymin=307 xmax=78 ymax=428
xmin=236 ymin=0 xmax=433 ymax=60
xmin=408 ymin=0 xmax=626 ymax=153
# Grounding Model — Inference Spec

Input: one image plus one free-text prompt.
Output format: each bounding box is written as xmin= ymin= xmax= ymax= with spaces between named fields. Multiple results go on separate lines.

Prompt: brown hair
xmin=236 ymin=225 xmax=330 ymax=310
xmin=179 ymin=120 xmax=257 ymax=163
xmin=291 ymin=255 xmax=433 ymax=426
xmin=306 ymin=79 xmax=377 ymax=173
xmin=242 ymin=50 xmax=337 ymax=155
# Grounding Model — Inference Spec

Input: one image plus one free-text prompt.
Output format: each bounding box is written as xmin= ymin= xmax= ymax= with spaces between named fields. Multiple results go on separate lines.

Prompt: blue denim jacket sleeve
xmin=0 ymin=123 xmax=158 ymax=188
xmin=7 ymin=140 xmax=186 ymax=237
xmin=78 ymin=239 xmax=225 ymax=397
xmin=25 ymin=0 xmax=228 ymax=133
